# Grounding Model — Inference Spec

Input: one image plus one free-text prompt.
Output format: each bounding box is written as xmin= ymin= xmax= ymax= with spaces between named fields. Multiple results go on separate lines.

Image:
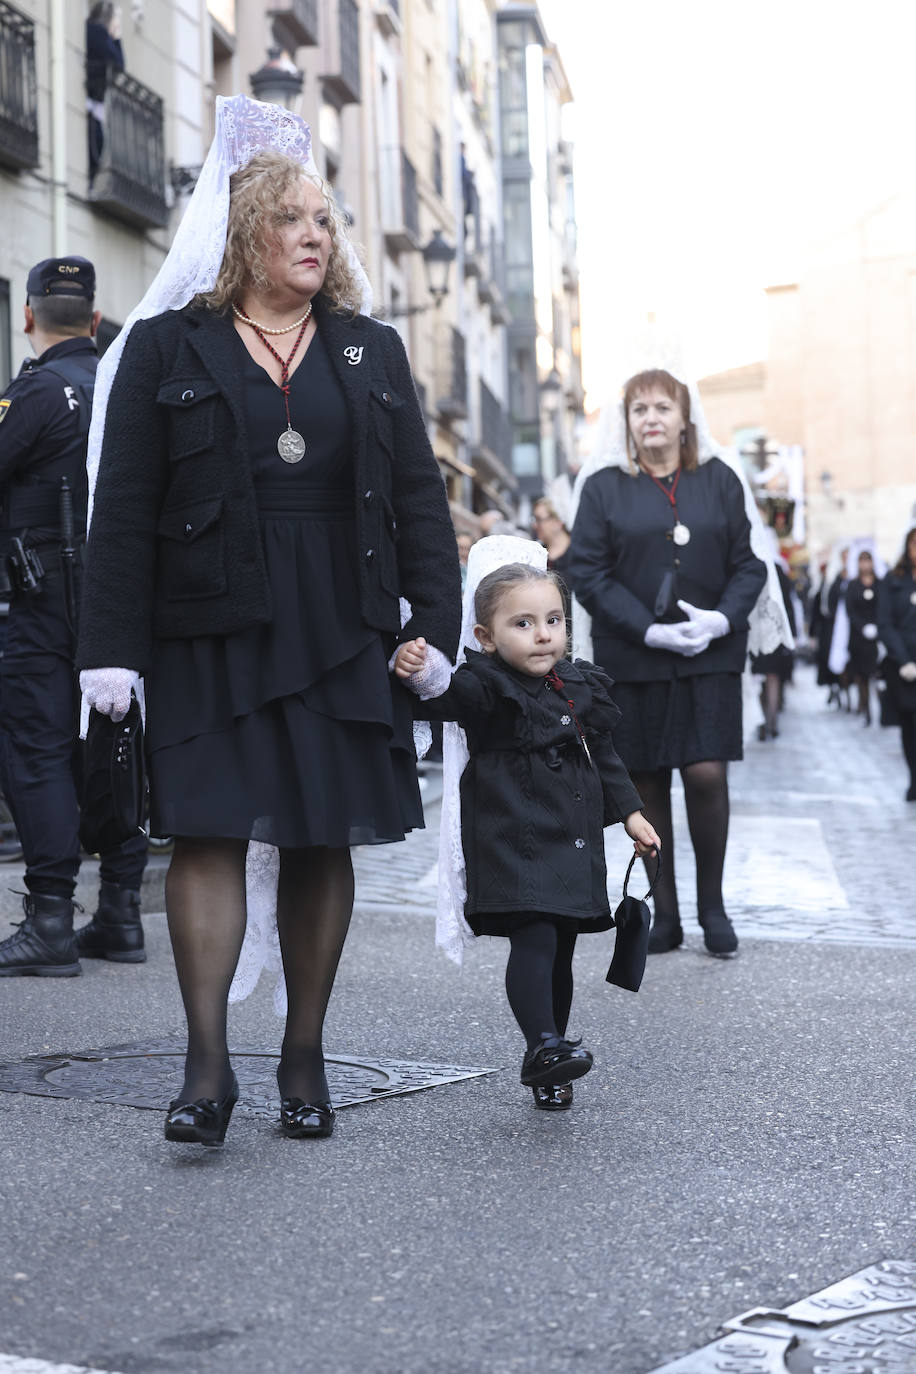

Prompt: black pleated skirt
xmin=610 ymin=673 xmax=743 ymax=773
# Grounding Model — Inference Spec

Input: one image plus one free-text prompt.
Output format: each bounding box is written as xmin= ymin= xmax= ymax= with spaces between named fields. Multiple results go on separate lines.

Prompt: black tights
xmin=631 ymin=761 xmax=730 ymax=921
xmin=901 ymin=712 xmax=916 ymax=789
xmin=166 ymin=838 xmax=353 ymax=1104
xmin=505 ymin=919 xmax=578 ymax=1051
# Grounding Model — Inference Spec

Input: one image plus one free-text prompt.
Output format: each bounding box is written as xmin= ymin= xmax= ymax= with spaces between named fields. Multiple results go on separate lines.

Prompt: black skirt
xmin=145 ymin=331 xmax=422 ymax=847
xmin=610 ymin=673 xmax=743 ymax=773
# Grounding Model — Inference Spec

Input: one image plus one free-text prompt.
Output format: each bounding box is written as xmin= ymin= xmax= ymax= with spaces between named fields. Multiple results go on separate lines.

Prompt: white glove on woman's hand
xmin=862 ymin=623 xmax=879 ymax=641
xmin=79 ymin=668 xmax=141 ymax=722
xmin=677 ymin=600 xmax=731 ymax=640
xmin=645 ymin=621 xmax=712 ymax=657
xmin=899 ymin=661 xmax=916 ymax=682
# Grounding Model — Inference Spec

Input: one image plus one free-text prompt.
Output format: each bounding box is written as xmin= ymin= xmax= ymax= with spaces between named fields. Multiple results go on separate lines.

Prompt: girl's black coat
xmin=567 ymin=458 xmax=767 ymax=683
xmin=419 ymin=653 xmax=644 ymax=924
xmin=76 ymin=295 xmax=460 ymax=673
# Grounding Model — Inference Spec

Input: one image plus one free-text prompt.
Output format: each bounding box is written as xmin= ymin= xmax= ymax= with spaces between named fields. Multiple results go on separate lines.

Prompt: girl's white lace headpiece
xmin=437 ymin=536 xmax=548 ymax=965
xmin=568 ymin=346 xmax=793 ymax=661
xmin=86 ymin=93 xmax=372 ymax=523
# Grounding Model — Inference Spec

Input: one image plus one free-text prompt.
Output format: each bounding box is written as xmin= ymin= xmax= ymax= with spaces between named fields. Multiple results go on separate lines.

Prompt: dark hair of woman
xmin=474 ymin=563 xmax=565 ymax=630
xmin=623 ymin=369 xmax=699 ymax=471
xmin=891 ymin=527 xmax=916 ymax=577
xmin=88 ymin=2 xmax=115 ymax=24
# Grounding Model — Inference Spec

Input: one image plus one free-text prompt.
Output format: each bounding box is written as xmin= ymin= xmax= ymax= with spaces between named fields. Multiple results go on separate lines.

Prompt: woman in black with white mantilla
xmin=76 ymin=97 xmax=460 ymax=1146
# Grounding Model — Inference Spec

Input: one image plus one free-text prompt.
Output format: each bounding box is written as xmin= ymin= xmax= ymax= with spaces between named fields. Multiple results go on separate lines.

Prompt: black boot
xmin=76 ymin=883 xmax=145 ymax=963
xmin=648 ymin=912 xmax=683 ymax=954
xmin=0 ymin=894 xmax=80 ymax=977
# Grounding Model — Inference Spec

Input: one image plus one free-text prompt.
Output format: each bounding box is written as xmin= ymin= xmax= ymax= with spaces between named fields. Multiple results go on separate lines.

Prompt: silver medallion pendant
xmin=672 ymin=522 xmax=691 ymax=546
xmin=863 ymin=587 xmax=874 ymax=601
xmin=910 ymin=590 xmax=916 ymax=606
xmin=278 ymin=428 xmax=306 ymax=463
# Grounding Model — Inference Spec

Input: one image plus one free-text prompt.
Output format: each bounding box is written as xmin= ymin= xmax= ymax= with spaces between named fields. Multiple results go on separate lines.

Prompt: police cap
xmin=26 ymin=256 xmax=96 ymax=301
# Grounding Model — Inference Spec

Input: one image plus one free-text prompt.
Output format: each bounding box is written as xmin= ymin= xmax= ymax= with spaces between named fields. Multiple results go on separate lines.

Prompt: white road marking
xmin=0 ymin=1357 xmax=124 ymax=1374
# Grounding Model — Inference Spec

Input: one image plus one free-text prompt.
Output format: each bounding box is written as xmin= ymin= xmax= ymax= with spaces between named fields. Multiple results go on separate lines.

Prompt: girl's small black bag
xmin=606 ymin=848 xmax=662 ymax=993
xmin=80 ymin=697 xmax=147 ymax=855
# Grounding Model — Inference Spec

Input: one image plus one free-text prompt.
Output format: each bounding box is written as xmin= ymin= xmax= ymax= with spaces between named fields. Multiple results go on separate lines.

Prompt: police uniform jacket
xmin=418 ymin=652 xmax=644 ymax=924
xmin=77 ymin=295 xmax=461 ymax=674
xmin=567 ymin=457 xmax=767 ymax=683
xmin=0 ymin=337 xmax=97 ymax=547
xmin=877 ymin=570 xmax=916 ymax=665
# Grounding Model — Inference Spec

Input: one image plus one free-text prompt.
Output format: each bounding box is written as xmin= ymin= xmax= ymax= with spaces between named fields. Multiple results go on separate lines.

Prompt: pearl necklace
xmin=232 ymin=301 xmax=313 ymax=335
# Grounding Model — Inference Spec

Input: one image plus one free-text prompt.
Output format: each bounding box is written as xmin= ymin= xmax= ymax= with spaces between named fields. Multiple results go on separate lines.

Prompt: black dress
xmin=145 ymin=330 xmax=422 ymax=847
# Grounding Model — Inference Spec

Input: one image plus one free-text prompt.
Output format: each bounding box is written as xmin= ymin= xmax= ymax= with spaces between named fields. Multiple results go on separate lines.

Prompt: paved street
xmin=0 ymin=664 xmax=914 ymax=1374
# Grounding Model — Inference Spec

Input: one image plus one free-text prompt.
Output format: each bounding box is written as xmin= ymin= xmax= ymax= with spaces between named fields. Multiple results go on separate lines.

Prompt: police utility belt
xmin=2 ymin=483 xmax=85 ymax=598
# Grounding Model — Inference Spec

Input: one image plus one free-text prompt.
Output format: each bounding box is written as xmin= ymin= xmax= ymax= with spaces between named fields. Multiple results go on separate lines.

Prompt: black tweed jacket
xmin=77 ymin=294 xmax=461 ymax=673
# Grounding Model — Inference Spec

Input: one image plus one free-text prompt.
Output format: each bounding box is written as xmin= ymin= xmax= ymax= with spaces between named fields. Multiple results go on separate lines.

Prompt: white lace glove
xmin=79 ymin=668 xmax=141 ymax=722
xmin=677 ymin=600 xmax=731 ymax=640
xmin=645 ymin=621 xmax=711 ymax=658
xmin=387 ymin=644 xmax=453 ymax=699
xmin=899 ymin=661 xmax=916 ymax=682
xmin=862 ymin=623 xmax=879 ymax=641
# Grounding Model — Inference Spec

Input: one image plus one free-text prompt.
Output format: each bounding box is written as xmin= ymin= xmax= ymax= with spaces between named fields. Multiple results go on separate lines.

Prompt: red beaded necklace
xmin=236 ymin=302 xmax=312 ymax=463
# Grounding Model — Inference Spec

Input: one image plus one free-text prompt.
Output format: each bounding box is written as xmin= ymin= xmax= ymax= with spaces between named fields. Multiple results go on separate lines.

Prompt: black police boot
xmin=76 ymin=883 xmax=145 ymax=963
xmin=0 ymin=894 xmax=81 ymax=977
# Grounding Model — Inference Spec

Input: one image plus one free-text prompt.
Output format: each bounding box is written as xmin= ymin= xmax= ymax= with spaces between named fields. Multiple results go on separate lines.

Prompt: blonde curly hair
xmin=194 ymin=150 xmax=364 ymax=315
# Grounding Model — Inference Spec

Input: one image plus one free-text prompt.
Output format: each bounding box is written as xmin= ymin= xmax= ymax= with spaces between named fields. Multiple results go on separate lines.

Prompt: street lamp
xmin=383 ymin=229 xmax=457 ymax=317
xmin=249 ymin=47 xmax=304 ymax=109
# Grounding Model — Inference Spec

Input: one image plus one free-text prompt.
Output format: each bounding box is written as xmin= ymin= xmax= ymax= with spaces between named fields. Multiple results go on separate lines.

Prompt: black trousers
xmin=0 ymin=574 xmax=147 ymax=899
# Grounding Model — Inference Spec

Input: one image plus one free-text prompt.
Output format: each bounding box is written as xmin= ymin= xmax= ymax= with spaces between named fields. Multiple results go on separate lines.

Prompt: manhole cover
xmin=0 ymin=1037 xmax=497 ymax=1119
xmin=649 ymin=1261 xmax=916 ymax=1372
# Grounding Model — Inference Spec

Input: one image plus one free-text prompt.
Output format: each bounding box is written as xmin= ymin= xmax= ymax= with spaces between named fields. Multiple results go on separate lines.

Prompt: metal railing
xmin=401 ymin=150 xmax=419 ymax=242
xmin=478 ymin=379 xmax=512 ymax=471
xmin=0 ymin=1 xmax=38 ymax=171
xmin=89 ymin=69 xmax=168 ymax=229
xmin=338 ymin=0 xmax=361 ymax=102
xmin=437 ymin=325 xmax=467 ymax=421
xmin=379 ymin=147 xmax=419 ymax=253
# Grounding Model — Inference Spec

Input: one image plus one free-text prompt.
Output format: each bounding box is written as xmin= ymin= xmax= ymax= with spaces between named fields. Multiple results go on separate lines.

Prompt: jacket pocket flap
xmin=158 ymin=497 xmax=224 ymax=543
xmin=369 ymin=383 xmax=405 ymax=411
xmin=156 ymin=377 xmax=222 ymax=408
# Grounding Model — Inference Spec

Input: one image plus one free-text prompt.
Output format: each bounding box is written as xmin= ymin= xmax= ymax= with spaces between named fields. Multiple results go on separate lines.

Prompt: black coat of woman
xmin=846 ymin=576 xmax=880 ymax=678
xmin=77 ymin=293 xmax=459 ymax=673
xmin=568 ymin=456 xmax=766 ymax=683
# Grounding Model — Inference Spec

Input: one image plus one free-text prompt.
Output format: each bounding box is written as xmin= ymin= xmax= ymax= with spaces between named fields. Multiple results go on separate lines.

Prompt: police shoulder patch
xmin=0 ymin=398 xmax=11 ymax=424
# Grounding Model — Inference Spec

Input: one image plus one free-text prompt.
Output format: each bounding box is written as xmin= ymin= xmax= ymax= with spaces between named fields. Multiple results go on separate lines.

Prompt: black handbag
xmin=79 ymin=696 xmax=147 ymax=855
xmin=606 ymin=848 xmax=662 ymax=993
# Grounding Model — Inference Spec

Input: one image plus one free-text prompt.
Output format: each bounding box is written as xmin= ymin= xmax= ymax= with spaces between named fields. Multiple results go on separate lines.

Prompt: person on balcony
xmin=86 ymin=2 xmax=125 ymax=184
xmin=76 ymin=96 xmax=460 ymax=1147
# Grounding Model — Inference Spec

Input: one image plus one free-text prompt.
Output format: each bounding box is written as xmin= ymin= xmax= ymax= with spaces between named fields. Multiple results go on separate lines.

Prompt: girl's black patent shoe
xmin=532 ymin=1082 xmax=573 ymax=1111
xmin=164 ymin=1074 xmax=239 ymax=1147
xmin=520 ymin=1035 xmax=593 ymax=1088
xmin=279 ymin=1098 xmax=335 ymax=1138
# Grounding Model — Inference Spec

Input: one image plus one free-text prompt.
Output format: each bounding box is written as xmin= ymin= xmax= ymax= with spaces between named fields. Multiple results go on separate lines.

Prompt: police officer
xmin=0 ymin=256 xmax=147 ymax=976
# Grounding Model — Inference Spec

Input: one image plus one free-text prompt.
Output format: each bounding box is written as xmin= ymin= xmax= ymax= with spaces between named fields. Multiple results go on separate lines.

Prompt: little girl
xmin=395 ymin=545 xmax=659 ymax=1111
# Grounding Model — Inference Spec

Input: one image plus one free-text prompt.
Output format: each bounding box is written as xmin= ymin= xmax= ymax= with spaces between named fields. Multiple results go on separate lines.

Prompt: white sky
xmin=539 ymin=0 xmax=916 ymax=402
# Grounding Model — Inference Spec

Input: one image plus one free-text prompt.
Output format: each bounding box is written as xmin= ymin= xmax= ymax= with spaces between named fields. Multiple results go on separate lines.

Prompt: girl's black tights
xmin=505 ymin=919 xmax=578 ymax=1051
xmin=901 ymin=711 xmax=916 ymax=789
xmin=166 ymin=838 xmax=353 ymax=1105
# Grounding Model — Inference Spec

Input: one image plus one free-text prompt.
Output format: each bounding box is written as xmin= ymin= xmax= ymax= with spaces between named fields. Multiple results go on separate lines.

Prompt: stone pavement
xmin=0 ymin=664 xmax=914 ymax=1374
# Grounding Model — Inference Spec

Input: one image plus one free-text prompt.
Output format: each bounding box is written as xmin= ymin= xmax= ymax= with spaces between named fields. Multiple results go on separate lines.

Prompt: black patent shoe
xmin=520 ymin=1035 xmax=593 ymax=1088
xmin=647 ymin=915 xmax=683 ymax=955
xmin=164 ymin=1074 xmax=239 ymax=1147
xmin=279 ymin=1098 xmax=335 ymax=1138
xmin=532 ymin=1082 xmax=573 ymax=1111
xmin=699 ymin=908 xmax=738 ymax=957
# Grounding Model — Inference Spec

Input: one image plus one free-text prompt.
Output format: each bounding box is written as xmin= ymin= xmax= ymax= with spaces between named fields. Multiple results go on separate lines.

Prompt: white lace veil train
xmin=568 ymin=359 xmax=793 ymax=662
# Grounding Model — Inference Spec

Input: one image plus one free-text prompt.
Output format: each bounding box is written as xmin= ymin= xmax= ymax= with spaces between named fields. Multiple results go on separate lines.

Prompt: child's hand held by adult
xmin=394 ymin=637 xmax=427 ymax=678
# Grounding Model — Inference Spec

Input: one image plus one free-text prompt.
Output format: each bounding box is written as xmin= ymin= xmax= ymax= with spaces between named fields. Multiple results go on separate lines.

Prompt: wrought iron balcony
xmin=473 ymin=379 xmax=516 ymax=488
xmin=89 ymin=69 xmax=168 ymax=230
xmin=0 ymin=1 xmax=38 ymax=172
xmin=322 ymin=0 xmax=361 ymax=106
xmin=374 ymin=0 xmax=400 ymax=37
xmin=381 ymin=148 xmax=420 ymax=255
xmin=436 ymin=325 xmax=467 ymax=422
xmin=268 ymin=0 xmax=319 ymax=50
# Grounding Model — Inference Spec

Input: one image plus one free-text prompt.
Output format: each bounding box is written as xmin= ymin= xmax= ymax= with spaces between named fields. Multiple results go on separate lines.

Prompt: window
xmin=432 ymin=127 xmax=443 ymax=198
xmin=0 ymin=277 xmax=11 ymax=387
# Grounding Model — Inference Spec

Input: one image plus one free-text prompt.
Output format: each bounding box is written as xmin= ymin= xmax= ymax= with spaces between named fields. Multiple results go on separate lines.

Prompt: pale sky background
xmin=539 ymin=0 xmax=916 ymax=405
